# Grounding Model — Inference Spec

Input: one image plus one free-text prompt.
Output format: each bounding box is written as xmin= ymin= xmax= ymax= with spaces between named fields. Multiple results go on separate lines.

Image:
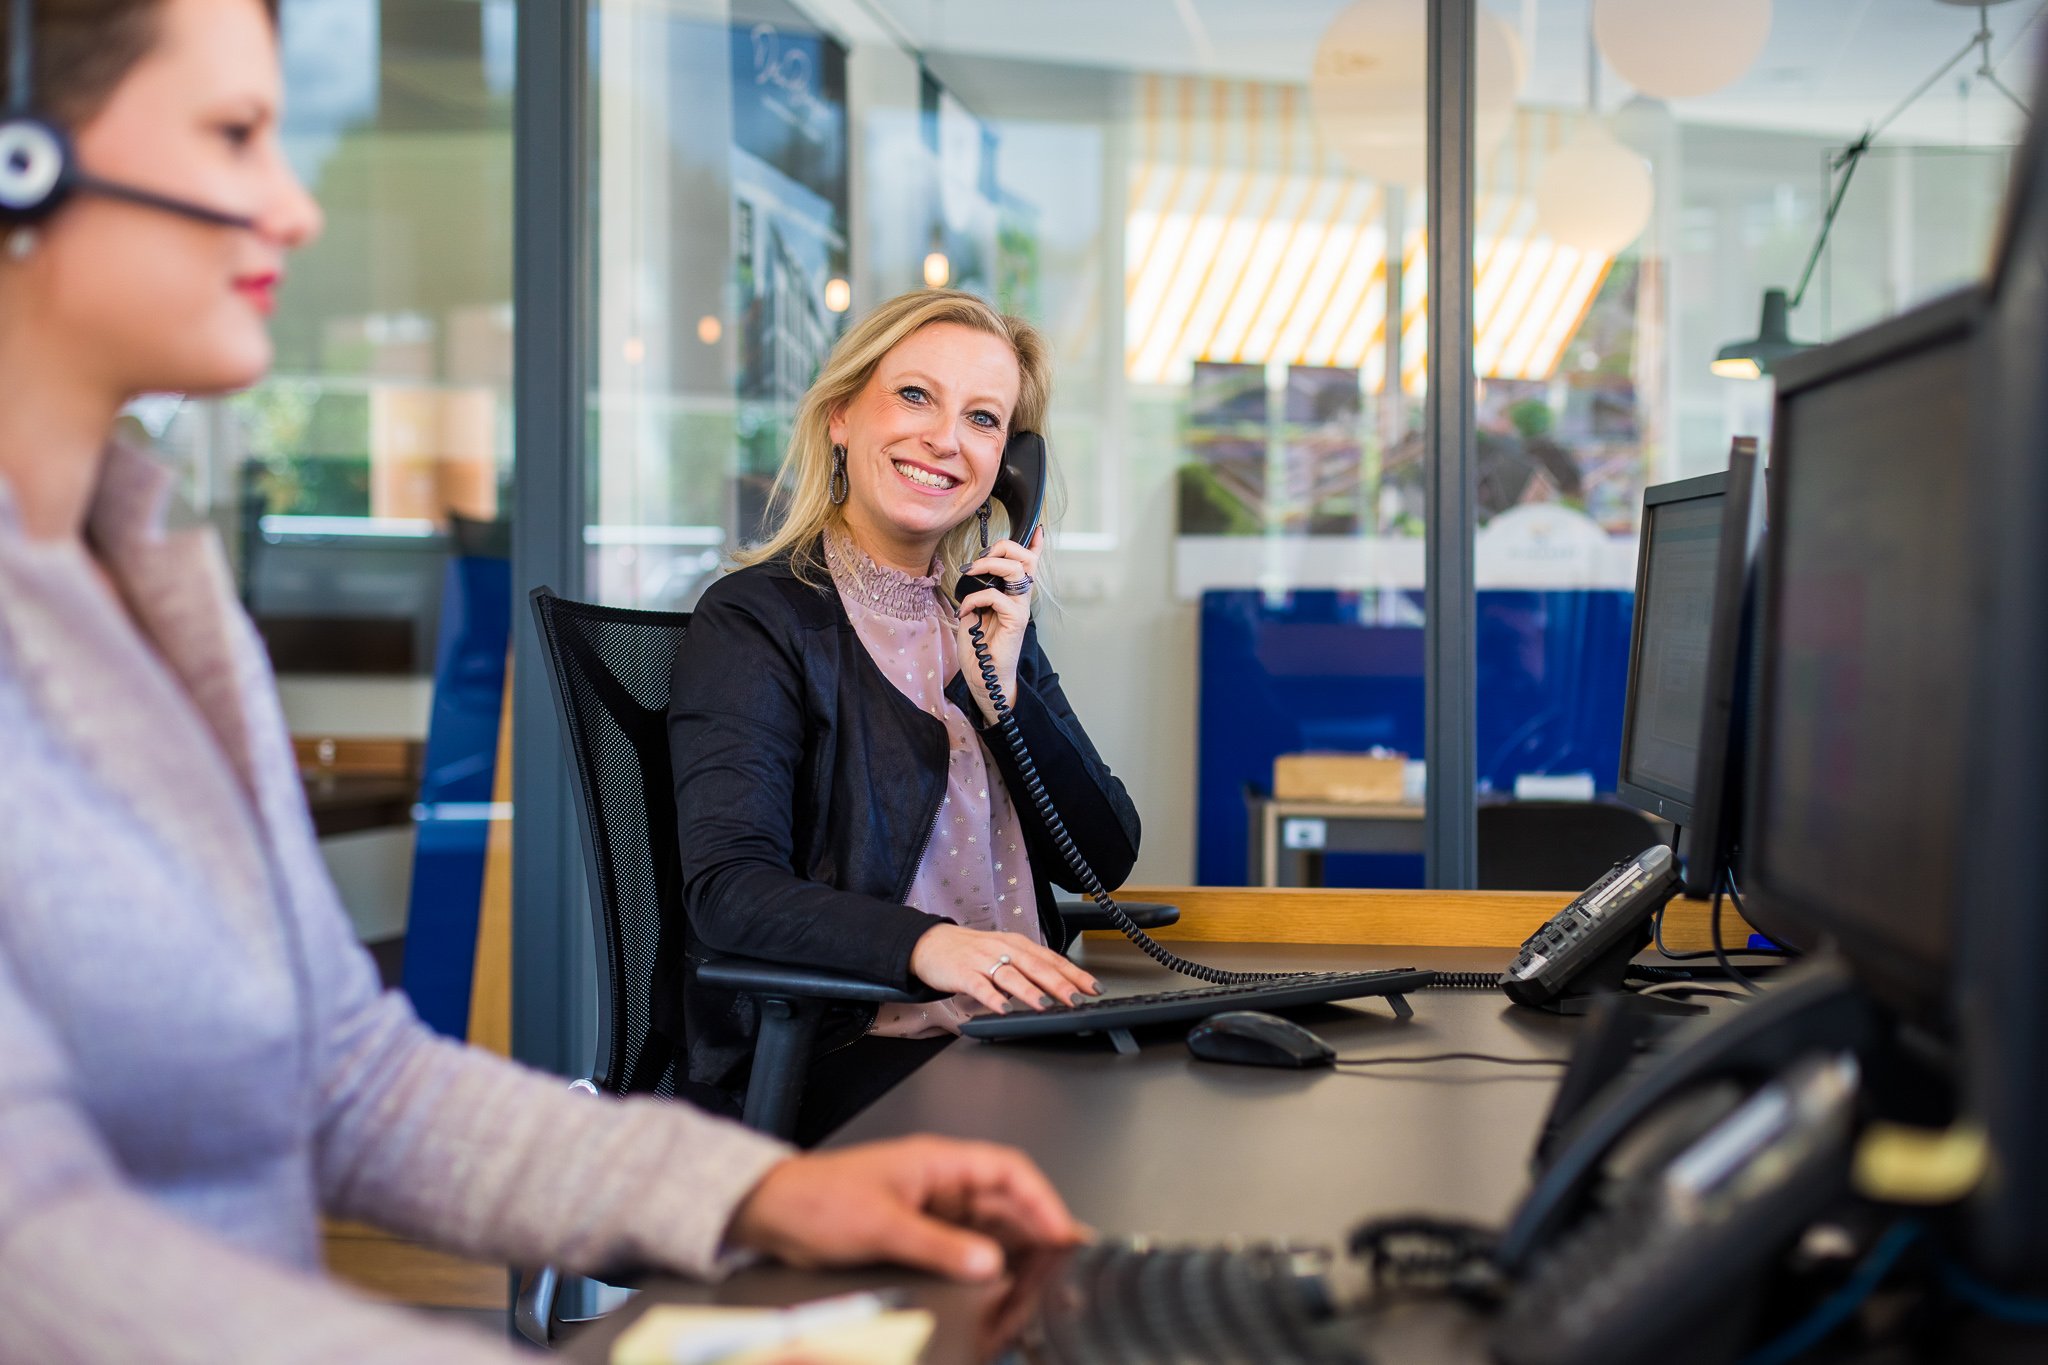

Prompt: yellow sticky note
xmin=1852 ymin=1121 xmax=1990 ymax=1205
xmin=610 ymin=1304 xmax=935 ymax=1365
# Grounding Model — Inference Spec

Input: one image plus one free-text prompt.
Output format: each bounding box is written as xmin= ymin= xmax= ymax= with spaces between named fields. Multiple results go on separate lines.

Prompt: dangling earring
xmin=4 ymin=227 xmax=36 ymax=262
xmin=828 ymin=444 xmax=849 ymax=505
xmin=976 ymin=499 xmax=992 ymax=552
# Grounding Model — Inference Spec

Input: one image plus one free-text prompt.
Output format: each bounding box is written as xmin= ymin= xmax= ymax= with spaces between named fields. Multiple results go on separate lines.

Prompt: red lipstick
xmin=233 ymin=271 xmax=281 ymax=316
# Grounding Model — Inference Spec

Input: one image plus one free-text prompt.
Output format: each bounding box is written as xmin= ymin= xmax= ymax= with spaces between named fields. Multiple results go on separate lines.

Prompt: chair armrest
xmin=696 ymin=953 xmax=945 ymax=1003
xmin=1056 ymin=900 xmax=1181 ymax=933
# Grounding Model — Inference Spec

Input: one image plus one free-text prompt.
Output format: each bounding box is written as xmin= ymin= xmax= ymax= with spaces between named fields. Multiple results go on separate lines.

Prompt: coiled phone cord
xmin=965 ymin=614 xmax=1303 ymax=986
xmin=1431 ymin=971 xmax=1501 ymax=990
xmin=965 ymin=615 xmax=1538 ymax=994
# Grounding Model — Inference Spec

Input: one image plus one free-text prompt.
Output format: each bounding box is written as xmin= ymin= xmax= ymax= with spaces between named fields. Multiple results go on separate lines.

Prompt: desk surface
xmin=302 ymin=774 xmax=415 ymax=839
xmin=567 ymin=939 xmax=1569 ymax=1364
xmin=1248 ymin=797 xmax=1427 ymax=886
xmin=833 ymin=940 xmax=1569 ymax=1243
xmin=1254 ymin=798 xmax=1425 ymax=820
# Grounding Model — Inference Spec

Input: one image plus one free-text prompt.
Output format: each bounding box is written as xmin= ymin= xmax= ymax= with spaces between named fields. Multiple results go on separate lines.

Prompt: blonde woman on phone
xmin=669 ymin=290 xmax=1141 ymax=1142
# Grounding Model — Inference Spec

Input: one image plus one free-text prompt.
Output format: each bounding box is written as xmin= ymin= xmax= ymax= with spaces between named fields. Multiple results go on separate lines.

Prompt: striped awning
xmin=1123 ymin=76 xmax=1613 ymax=389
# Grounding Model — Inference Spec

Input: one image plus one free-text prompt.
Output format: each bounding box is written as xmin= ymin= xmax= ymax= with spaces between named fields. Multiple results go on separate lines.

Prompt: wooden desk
xmin=566 ymin=947 xmax=1566 ymax=1361
xmin=294 ymin=737 xmax=422 ymax=839
xmin=563 ymin=888 xmax=1757 ymax=1364
xmin=302 ymin=774 xmax=416 ymax=839
xmin=1113 ymin=884 xmax=1754 ymax=954
xmin=1247 ymin=795 xmax=1425 ymax=886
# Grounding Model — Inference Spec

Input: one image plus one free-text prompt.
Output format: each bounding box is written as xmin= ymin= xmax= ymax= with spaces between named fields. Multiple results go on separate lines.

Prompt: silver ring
xmin=985 ymin=954 xmax=1013 ymax=978
xmin=1001 ymin=573 xmax=1033 ymax=597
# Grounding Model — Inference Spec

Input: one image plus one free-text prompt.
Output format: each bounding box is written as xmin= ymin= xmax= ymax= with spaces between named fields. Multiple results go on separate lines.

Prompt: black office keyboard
xmin=959 ymin=969 xmax=1435 ymax=1042
xmin=1032 ymin=1239 xmax=1367 ymax=1365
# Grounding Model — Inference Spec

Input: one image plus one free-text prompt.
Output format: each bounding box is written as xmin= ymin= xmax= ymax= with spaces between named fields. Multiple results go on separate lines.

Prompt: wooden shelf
xmin=1102 ymin=884 xmax=1755 ymax=953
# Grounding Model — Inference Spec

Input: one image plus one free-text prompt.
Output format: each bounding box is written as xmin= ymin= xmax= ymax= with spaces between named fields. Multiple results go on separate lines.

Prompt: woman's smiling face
xmin=828 ymin=321 xmax=1021 ymax=573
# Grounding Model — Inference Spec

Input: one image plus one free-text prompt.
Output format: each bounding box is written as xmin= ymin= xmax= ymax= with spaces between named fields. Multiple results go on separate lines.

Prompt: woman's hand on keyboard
xmin=727 ymin=1135 xmax=1087 ymax=1282
xmin=910 ymin=923 xmax=1101 ymax=1013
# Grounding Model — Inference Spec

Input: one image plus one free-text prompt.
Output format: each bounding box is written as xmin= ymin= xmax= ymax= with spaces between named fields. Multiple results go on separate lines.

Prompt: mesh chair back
xmin=1476 ymin=799 xmax=1665 ymax=891
xmin=530 ymin=588 xmax=691 ymax=1097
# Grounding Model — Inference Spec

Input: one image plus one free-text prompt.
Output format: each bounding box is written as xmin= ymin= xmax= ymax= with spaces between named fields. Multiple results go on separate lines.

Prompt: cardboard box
xmin=1273 ymin=752 xmax=1407 ymax=804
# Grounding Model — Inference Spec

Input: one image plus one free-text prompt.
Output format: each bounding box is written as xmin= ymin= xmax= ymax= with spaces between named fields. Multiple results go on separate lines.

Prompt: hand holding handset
xmin=955 ymin=432 xmax=1300 ymax=987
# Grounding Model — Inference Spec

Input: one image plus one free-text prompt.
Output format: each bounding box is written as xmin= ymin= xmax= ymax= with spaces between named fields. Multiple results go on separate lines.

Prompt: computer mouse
xmin=1185 ymin=1011 xmax=1337 ymax=1069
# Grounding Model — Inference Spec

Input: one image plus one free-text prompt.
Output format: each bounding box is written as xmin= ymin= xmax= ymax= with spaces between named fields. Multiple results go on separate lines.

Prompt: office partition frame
xmin=512 ymin=0 xmax=594 ymax=1082
xmin=508 ymin=0 xmax=1488 ymax=1077
xmin=1425 ymin=0 xmax=1479 ymax=888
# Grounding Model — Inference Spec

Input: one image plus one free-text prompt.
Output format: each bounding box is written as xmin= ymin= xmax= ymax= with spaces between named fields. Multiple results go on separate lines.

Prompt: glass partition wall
xmin=583 ymin=0 xmax=1437 ymax=888
xmin=1469 ymin=0 xmax=2035 ymax=819
xmin=570 ymin=0 xmax=2040 ymax=892
xmin=149 ymin=1 xmax=516 ymax=975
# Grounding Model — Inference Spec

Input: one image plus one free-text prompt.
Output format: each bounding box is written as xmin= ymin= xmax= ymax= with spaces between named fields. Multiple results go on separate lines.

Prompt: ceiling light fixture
xmin=1713 ymin=1 xmax=2030 ymax=378
xmin=1535 ymin=23 xmax=1652 ymax=257
xmin=1593 ymin=0 xmax=1773 ymax=101
xmin=1307 ymin=0 xmax=1524 ymax=186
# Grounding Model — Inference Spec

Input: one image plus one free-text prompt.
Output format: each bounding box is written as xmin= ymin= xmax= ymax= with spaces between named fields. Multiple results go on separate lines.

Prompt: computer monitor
xmin=1741 ymin=285 xmax=1981 ymax=1020
xmin=1956 ymin=61 xmax=2048 ymax=1289
xmin=1614 ymin=471 xmax=1730 ymax=833
xmin=1677 ymin=438 xmax=1764 ymax=903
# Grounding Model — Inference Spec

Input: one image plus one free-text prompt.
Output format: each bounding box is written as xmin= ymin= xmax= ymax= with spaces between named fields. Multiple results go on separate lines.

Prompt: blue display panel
xmin=401 ymin=552 xmax=512 ymax=1037
xmin=1197 ymin=588 xmax=1635 ymax=886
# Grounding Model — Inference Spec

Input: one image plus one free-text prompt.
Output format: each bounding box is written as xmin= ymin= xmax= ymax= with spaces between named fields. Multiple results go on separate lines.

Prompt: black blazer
xmin=667 ymin=551 xmax=1141 ymax=1095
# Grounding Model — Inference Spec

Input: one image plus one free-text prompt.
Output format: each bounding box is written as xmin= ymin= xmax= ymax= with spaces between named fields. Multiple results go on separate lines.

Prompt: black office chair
xmin=515 ymin=587 xmax=937 ymax=1345
xmin=446 ymin=510 xmax=512 ymax=560
xmin=1476 ymin=798 xmax=1665 ymax=891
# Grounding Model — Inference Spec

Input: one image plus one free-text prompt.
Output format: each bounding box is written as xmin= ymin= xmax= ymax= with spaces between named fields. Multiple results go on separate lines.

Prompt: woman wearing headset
xmin=0 ymin=1 xmax=1079 ymax=1359
xmin=669 ymin=290 xmax=1141 ymax=1142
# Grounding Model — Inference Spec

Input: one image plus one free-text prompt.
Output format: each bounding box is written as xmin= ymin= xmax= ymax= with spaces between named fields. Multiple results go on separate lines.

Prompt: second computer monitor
xmin=1679 ymin=439 xmax=1763 ymax=902
xmin=1615 ymin=472 xmax=1729 ymax=831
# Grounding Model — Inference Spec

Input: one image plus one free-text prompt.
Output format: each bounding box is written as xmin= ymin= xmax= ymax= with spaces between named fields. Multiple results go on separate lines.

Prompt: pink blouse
xmin=824 ymin=528 xmax=1038 ymax=1036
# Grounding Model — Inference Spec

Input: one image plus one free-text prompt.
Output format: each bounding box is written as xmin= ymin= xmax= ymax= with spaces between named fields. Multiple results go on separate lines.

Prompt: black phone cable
xmin=1333 ymin=1051 xmax=1566 ymax=1068
xmin=1714 ymin=871 xmax=1764 ymax=995
xmin=966 ymin=614 xmax=1304 ymax=986
xmin=1428 ymin=971 xmax=1501 ymax=990
xmin=1627 ymin=961 xmax=1784 ymax=985
xmin=1429 ymin=963 xmax=1776 ymax=997
xmin=1652 ymin=896 xmax=1794 ymax=963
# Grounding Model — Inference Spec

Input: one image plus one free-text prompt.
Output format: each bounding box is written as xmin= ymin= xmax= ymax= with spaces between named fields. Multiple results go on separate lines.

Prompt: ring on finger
xmin=1000 ymin=573 xmax=1033 ymax=597
xmin=984 ymin=953 xmax=1013 ymax=979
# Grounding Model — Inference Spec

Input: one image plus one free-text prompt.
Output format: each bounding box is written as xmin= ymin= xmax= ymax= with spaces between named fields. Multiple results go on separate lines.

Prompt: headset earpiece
xmin=1 ymin=0 xmax=74 ymax=225
xmin=0 ymin=112 xmax=71 ymax=221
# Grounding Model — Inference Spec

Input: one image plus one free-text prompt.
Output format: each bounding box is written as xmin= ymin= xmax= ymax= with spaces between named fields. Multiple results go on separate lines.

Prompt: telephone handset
xmin=956 ymin=430 xmax=1049 ymax=599
xmin=1497 ymin=961 xmax=1876 ymax=1270
xmin=954 ymin=431 xmax=1300 ymax=987
xmin=1492 ymin=1049 xmax=1864 ymax=1365
xmin=1473 ymin=961 xmax=1882 ymax=1365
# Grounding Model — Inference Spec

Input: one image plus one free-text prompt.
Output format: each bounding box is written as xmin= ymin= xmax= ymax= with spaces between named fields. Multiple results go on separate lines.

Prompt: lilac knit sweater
xmin=0 ymin=441 xmax=790 ymax=1363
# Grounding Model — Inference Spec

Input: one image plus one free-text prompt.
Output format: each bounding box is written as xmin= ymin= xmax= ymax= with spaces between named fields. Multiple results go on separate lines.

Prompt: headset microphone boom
xmin=0 ymin=0 xmax=257 ymax=230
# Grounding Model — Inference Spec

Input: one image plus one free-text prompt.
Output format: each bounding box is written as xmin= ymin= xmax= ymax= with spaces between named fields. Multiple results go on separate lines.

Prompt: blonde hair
xmin=737 ymin=289 xmax=1053 ymax=589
